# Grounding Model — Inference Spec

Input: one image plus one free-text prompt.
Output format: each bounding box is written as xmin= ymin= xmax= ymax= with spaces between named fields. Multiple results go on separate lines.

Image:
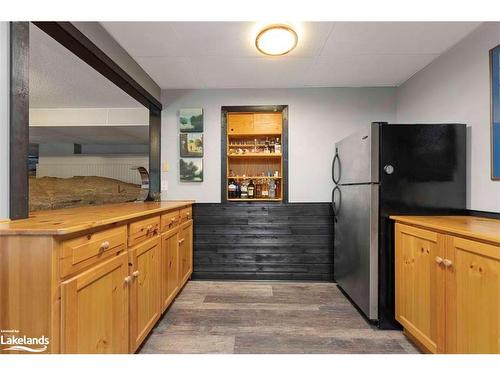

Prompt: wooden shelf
xmin=227 ymin=198 xmax=282 ymax=202
xmin=227 ymin=176 xmax=281 ymax=179
xmin=227 ymin=153 xmax=281 ymax=158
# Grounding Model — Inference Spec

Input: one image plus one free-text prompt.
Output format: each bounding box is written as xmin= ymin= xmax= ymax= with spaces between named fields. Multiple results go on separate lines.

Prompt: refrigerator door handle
xmin=332 ymin=186 xmax=341 ymax=219
xmin=332 ymin=151 xmax=341 ymax=184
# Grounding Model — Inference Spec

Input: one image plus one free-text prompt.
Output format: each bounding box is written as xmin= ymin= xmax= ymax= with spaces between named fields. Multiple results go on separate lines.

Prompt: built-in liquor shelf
xmin=225 ymin=111 xmax=284 ymax=202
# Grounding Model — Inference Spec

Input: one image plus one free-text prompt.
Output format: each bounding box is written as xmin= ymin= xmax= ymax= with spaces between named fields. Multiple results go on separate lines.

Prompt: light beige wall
xmin=397 ymin=22 xmax=500 ymax=212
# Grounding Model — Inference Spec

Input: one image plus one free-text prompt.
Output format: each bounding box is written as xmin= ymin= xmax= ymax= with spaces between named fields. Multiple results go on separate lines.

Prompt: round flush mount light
xmin=255 ymin=25 xmax=298 ymax=56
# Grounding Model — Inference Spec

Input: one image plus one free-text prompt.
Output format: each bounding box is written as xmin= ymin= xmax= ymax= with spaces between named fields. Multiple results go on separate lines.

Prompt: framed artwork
xmin=179 ymin=108 xmax=203 ymax=132
xmin=491 ymin=44 xmax=500 ymax=180
xmin=180 ymin=158 xmax=203 ymax=182
xmin=180 ymin=133 xmax=203 ymax=157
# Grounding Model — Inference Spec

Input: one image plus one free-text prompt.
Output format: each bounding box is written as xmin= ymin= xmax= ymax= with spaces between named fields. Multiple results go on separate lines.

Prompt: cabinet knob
xmin=99 ymin=241 xmax=110 ymax=251
xmin=171 ymin=217 xmax=176 ymax=222
xmin=435 ymin=256 xmax=443 ymax=264
xmin=124 ymin=276 xmax=132 ymax=284
xmin=443 ymin=259 xmax=453 ymax=268
xmin=178 ymin=238 xmax=185 ymax=244
xmin=132 ymin=270 xmax=140 ymax=278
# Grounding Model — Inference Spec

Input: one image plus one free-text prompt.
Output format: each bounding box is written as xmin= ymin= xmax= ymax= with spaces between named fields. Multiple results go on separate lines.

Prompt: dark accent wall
xmin=192 ymin=202 xmax=334 ymax=281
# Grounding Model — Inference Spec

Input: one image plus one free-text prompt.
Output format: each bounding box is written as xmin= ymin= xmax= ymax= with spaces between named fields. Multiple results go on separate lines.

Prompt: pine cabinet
xmin=160 ymin=227 xmax=180 ymax=312
xmin=395 ymin=224 xmax=445 ymax=353
xmin=393 ymin=216 xmax=500 ymax=354
xmin=445 ymin=236 xmax=500 ymax=354
xmin=179 ymin=220 xmax=193 ymax=286
xmin=60 ymin=252 xmax=129 ymax=354
xmin=129 ymin=236 xmax=161 ymax=352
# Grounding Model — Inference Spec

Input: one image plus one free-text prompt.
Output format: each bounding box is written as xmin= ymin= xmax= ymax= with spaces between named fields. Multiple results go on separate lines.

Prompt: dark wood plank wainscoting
xmin=192 ymin=202 xmax=333 ymax=281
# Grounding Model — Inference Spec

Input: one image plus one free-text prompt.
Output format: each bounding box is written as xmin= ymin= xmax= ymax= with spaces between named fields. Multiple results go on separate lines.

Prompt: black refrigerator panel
xmin=379 ymin=123 xmax=467 ymax=215
xmin=377 ymin=123 xmax=467 ymax=329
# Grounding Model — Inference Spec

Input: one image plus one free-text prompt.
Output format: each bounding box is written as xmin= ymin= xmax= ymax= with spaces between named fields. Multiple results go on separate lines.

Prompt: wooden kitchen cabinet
xmin=129 ymin=236 xmax=161 ymax=352
xmin=395 ymin=224 xmax=445 ymax=353
xmin=393 ymin=216 xmax=500 ymax=354
xmin=179 ymin=220 xmax=193 ymax=286
xmin=445 ymin=236 xmax=500 ymax=354
xmin=60 ymin=252 xmax=129 ymax=354
xmin=160 ymin=227 xmax=180 ymax=312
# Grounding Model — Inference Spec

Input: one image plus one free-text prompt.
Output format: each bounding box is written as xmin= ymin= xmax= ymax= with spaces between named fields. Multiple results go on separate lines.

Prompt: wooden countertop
xmin=0 ymin=201 xmax=194 ymax=236
xmin=390 ymin=215 xmax=500 ymax=246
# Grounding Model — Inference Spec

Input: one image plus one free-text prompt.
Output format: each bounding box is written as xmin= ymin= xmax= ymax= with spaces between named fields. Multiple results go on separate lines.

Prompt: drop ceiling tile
xmin=193 ymin=57 xmax=313 ymax=88
xmin=101 ymin=22 xmax=182 ymax=57
xmin=134 ymin=56 xmax=201 ymax=89
xmin=305 ymin=54 xmax=438 ymax=87
xmin=322 ymin=22 xmax=480 ymax=55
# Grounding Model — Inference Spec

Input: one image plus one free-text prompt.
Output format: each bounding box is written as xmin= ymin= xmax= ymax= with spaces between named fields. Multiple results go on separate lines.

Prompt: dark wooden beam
xmin=9 ymin=22 xmax=29 ymax=220
xmin=148 ymin=108 xmax=162 ymax=198
xmin=32 ymin=22 xmax=162 ymax=112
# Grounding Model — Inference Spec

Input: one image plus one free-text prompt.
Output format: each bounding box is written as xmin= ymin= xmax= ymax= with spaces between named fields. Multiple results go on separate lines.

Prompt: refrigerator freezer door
xmin=334 ymin=183 xmax=379 ymax=320
xmin=335 ymin=123 xmax=379 ymax=184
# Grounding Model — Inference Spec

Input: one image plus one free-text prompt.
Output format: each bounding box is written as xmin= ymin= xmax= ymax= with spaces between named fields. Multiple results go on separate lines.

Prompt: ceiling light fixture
xmin=255 ymin=25 xmax=298 ymax=56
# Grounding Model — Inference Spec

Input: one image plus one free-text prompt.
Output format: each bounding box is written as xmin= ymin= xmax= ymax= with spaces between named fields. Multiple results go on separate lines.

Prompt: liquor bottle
xmin=264 ymin=137 xmax=270 ymax=153
xmin=275 ymin=138 xmax=281 ymax=154
xmin=228 ymin=179 xmax=236 ymax=199
xmin=268 ymin=179 xmax=276 ymax=199
xmin=248 ymin=180 xmax=255 ymax=199
xmin=261 ymin=179 xmax=269 ymax=198
xmin=235 ymin=180 xmax=241 ymax=198
xmin=274 ymin=180 xmax=280 ymax=199
xmin=255 ymin=179 xmax=262 ymax=198
xmin=270 ymin=138 xmax=275 ymax=153
xmin=240 ymin=180 xmax=248 ymax=199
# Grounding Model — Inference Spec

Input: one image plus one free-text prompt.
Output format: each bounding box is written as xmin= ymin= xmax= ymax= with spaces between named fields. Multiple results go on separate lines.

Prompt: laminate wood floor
xmin=139 ymin=281 xmax=420 ymax=354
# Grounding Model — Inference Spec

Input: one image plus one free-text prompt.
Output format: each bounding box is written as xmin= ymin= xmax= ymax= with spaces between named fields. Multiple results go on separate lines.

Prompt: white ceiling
xmin=30 ymin=23 xmax=143 ymax=108
xmin=101 ymin=21 xmax=480 ymax=89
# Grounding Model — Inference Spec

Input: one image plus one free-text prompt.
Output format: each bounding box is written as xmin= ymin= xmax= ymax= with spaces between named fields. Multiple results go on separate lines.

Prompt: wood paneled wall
xmin=192 ymin=202 xmax=333 ymax=281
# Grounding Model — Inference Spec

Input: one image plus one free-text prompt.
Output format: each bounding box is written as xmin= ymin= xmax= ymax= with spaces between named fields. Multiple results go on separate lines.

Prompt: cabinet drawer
xmin=179 ymin=207 xmax=192 ymax=223
xmin=160 ymin=210 xmax=180 ymax=232
xmin=128 ymin=216 xmax=160 ymax=247
xmin=60 ymin=225 xmax=127 ymax=278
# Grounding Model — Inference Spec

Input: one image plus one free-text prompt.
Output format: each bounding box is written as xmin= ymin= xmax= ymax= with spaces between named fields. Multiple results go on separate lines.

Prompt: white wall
xmin=0 ymin=22 xmax=9 ymax=219
xmin=161 ymin=88 xmax=396 ymax=203
xmin=396 ymin=22 xmax=500 ymax=212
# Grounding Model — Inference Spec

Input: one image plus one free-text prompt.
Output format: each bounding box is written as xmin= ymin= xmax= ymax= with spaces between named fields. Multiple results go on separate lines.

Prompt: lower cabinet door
xmin=60 ymin=252 xmax=129 ymax=354
xmin=446 ymin=236 xmax=500 ymax=354
xmin=179 ymin=220 xmax=193 ymax=286
xmin=129 ymin=236 xmax=161 ymax=352
xmin=395 ymin=224 xmax=446 ymax=353
xmin=160 ymin=228 xmax=179 ymax=312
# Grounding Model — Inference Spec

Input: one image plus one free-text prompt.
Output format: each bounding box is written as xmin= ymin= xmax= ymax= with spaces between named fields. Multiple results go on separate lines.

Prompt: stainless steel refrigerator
xmin=332 ymin=122 xmax=466 ymax=328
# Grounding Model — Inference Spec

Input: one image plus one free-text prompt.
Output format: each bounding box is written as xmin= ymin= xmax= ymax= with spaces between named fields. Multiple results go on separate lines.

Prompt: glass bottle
xmin=275 ymin=137 xmax=281 ymax=154
xmin=255 ymin=179 xmax=262 ymax=198
xmin=274 ymin=180 xmax=280 ymax=199
xmin=268 ymin=179 xmax=276 ymax=199
xmin=240 ymin=180 xmax=248 ymax=199
xmin=228 ymin=179 xmax=236 ymax=199
xmin=248 ymin=180 xmax=255 ymax=199
xmin=261 ymin=179 xmax=269 ymax=198
xmin=270 ymin=138 xmax=275 ymax=153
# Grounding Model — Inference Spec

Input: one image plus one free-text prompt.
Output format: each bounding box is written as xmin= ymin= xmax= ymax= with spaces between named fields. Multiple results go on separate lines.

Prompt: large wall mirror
xmin=27 ymin=23 xmax=151 ymax=212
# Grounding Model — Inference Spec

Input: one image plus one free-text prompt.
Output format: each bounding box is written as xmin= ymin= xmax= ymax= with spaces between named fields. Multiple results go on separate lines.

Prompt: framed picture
xmin=179 ymin=108 xmax=203 ymax=132
xmin=180 ymin=133 xmax=203 ymax=157
xmin=180 ymin=158 xmax=203 ymax=182
xmin=491 ymin=44 xmax=500 ymax=180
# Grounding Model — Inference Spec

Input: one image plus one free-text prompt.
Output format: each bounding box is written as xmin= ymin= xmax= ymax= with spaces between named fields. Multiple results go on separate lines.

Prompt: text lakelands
xmin=0 ymin=334 xmax=50 ymax=345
